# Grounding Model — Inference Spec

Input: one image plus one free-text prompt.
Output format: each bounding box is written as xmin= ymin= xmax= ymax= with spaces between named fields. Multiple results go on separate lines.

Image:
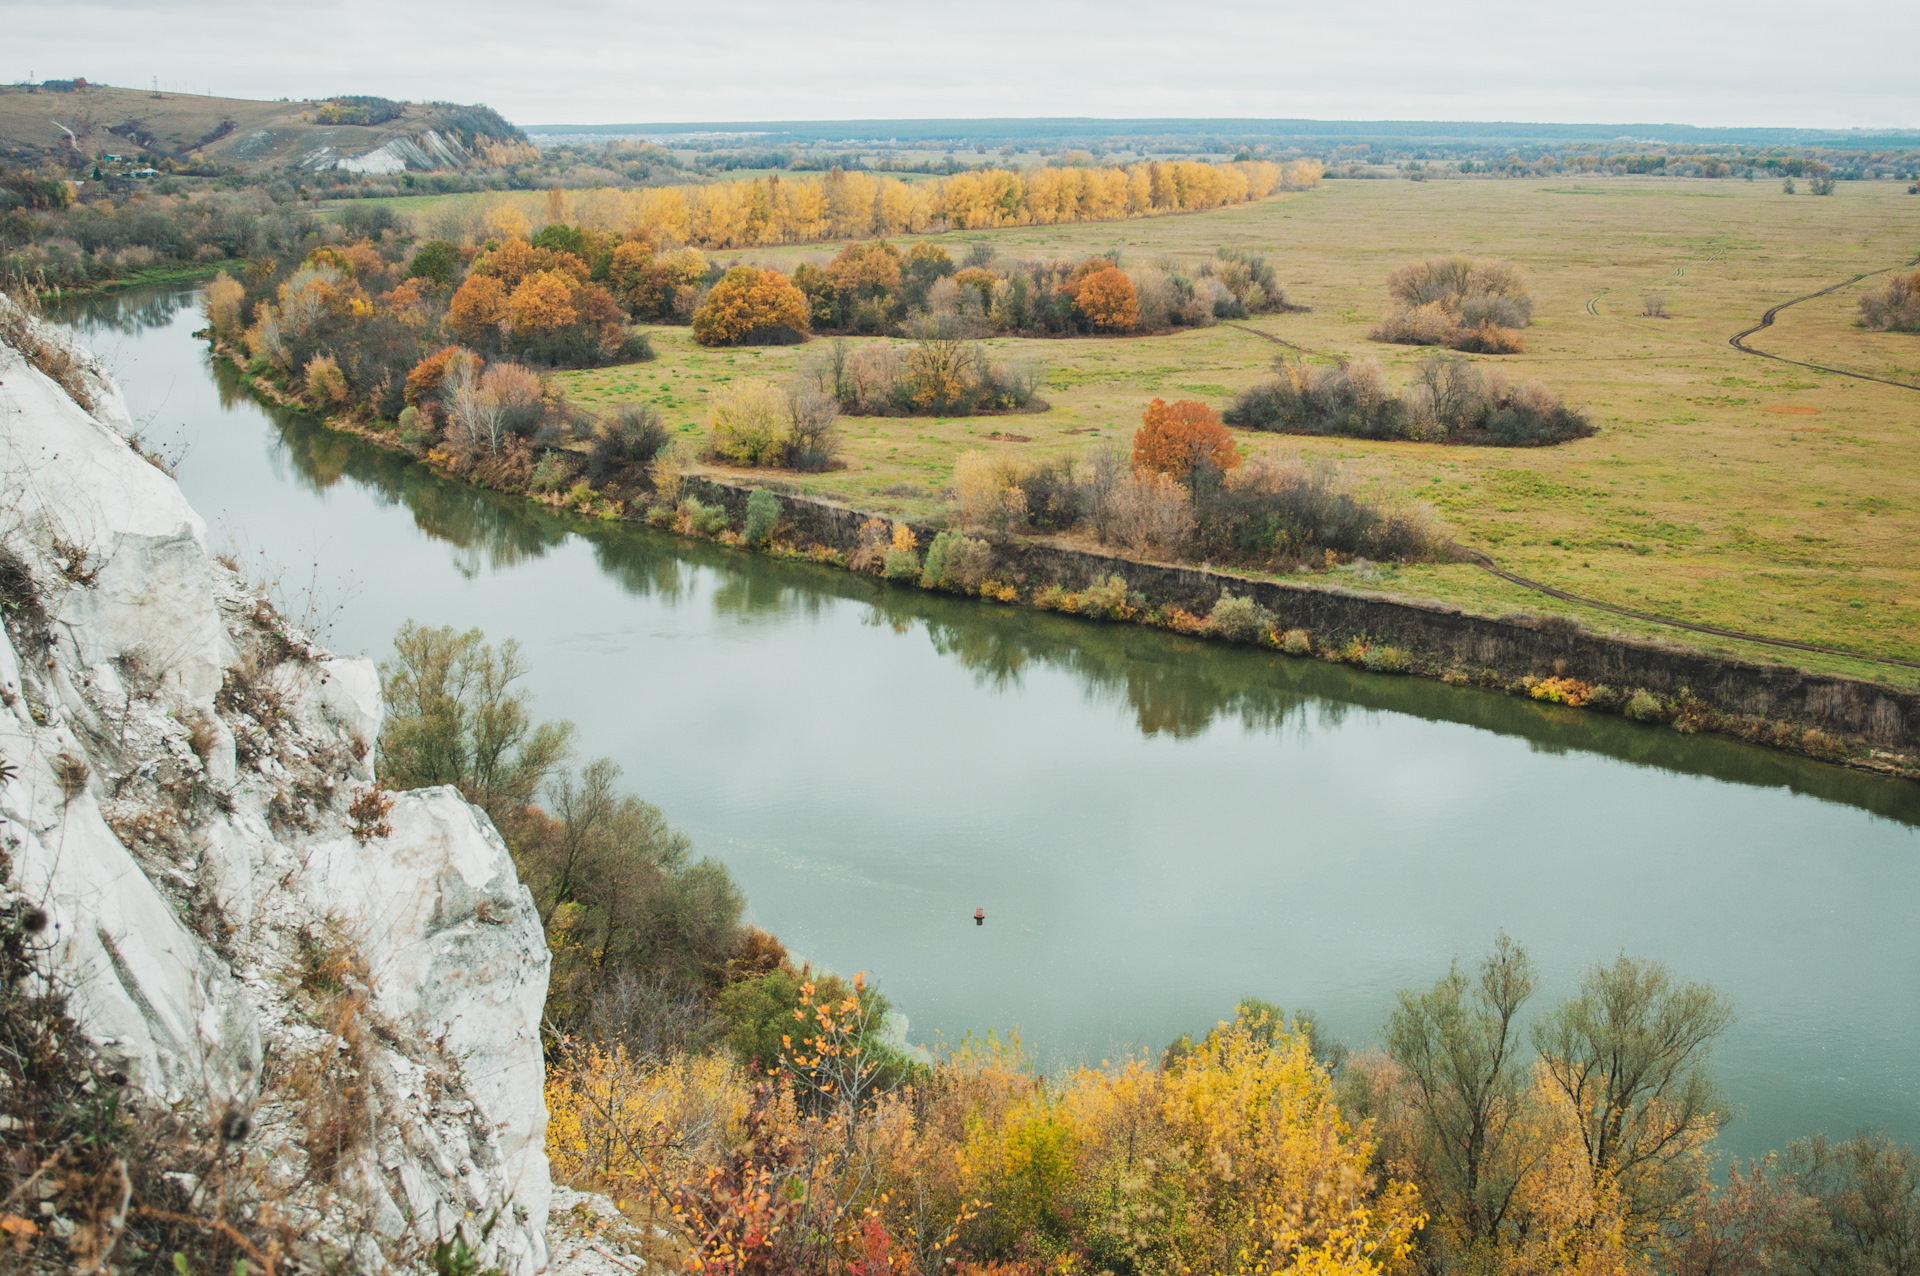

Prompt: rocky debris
xmin=0 ymin=296 xmax=565 ymax=1271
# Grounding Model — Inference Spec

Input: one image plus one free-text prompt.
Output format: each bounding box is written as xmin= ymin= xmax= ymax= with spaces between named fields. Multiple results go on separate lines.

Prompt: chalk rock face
xmin=0 ymin=298 xmax=554 ymax=1272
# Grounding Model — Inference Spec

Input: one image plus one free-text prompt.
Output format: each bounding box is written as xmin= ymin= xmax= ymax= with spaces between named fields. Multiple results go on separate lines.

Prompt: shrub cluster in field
xmin=941 ymin=397 xmax=1447 ymax=567
xmin=1226 ymin=352 xmax=1594 ymax=446
xmin=1857 ymin=270 xmax=1920 ymax=333
xmin=1372 ymin=256 xmax=1535 ymax=354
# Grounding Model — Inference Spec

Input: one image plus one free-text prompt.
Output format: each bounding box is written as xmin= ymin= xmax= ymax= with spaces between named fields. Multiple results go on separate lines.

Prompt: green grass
xmin=554 ymin=176 xmax=1920 ymax=684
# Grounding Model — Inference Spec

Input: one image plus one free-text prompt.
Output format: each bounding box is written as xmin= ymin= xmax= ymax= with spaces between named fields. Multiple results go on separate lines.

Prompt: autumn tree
xmin=691 ymin=265 xmax=810 ymax=346
xmin=1072 ymin=264 xmax=1139 ymax=331
xmin=1531 ymin=955 xmax=1735 ymax=1238
xmin=446 ymin=273 xmax=509 ymax=346
xmin=1132 ymin=397 xmax=1240 ymax=481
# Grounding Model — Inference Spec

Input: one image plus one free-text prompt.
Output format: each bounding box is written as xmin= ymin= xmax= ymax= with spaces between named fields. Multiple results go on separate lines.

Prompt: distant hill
xmin=0 ymin=83 xmax=525 ymax=173
xmin=528 ymin=116 xmax=1920 ymax=152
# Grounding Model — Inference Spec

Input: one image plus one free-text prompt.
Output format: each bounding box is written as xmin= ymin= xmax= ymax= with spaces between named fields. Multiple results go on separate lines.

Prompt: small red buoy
xmin=973 ymin=908 xmax=985 ymax=926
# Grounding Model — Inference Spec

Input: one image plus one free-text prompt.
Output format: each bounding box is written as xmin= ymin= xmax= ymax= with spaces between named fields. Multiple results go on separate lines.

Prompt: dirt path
xmin=1728 ymin=255 xmax=1920 ymax=391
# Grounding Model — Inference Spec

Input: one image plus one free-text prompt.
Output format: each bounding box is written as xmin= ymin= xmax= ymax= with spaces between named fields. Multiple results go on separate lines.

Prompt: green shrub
xmin=883 ymin=547 xmax=921 ymax=580
xmin=921 ymin=530 xmax=993 ymax=591
xmin=1624 ymin=688 xmax=1666 ymax=721
xmin=1208 ymin=593 xmax=1274 ymax=643
xmin=682 ymin=497 xmax=730 ymax=535
xmin=1077 ymin=574 xmax=1130 ymax=617
xmin=1281 ymin=628 xmax=1313 ymax=655
xmin=744 ymin=488 xmax=781 ymax=546
xmin=1361 ymin=645 xmax=1413 ymax=674
xmin=531 ymin=452 xmax=573 ymax=494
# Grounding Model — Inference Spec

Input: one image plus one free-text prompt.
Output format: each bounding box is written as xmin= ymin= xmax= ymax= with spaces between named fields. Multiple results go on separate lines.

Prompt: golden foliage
xmin=1132 ymin=398 xmax=1240 ymax=479
xmin=691 ymin=266 xmax=811 ymax=347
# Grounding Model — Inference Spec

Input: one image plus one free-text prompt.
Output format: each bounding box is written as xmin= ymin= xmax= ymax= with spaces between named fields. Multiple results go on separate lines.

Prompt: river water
xmin=53 ymin=287 xmax=1920 ymax=1158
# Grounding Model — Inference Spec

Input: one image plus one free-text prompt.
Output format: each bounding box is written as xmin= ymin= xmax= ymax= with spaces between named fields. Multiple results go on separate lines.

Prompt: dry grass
xmin=544 ymin=176 xmax=1920 ymax=681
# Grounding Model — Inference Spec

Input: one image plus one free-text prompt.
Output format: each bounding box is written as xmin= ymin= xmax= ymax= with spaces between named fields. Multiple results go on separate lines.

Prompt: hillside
xmin=0 ymin=83 xmax=523 ymax=174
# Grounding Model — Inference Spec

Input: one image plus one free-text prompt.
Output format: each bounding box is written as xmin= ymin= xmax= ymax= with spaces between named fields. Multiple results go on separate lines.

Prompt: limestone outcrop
xmin=0 ymin=297 xmax=555 ymax=1271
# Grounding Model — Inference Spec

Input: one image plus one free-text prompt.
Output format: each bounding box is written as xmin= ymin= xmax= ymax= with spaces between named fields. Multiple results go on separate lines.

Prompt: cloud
xmin=4 ymin=0 xmax=1915 ymax=129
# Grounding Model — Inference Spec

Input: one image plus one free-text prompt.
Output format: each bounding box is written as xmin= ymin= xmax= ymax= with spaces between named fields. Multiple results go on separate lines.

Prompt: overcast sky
xmin=5 ymin=0 xmax=1915 ymax=131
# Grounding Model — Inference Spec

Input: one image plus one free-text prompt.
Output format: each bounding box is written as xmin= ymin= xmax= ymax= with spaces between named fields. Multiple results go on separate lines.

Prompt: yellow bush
xmin=953 ymin=450 xmax=1029 ymax=534
xmin=545 ymin=1040 xmax=750 ymax=1199
xmin=707 ymin=382 xmax=788 ymax=467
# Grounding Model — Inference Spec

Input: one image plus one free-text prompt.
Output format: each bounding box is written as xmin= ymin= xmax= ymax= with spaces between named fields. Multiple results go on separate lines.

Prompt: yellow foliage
xmin=463 ymin=159 xmax=1314 ymax=252
xmin=953 ymin=450 xmax=1030 ymax=533
xmin=201 ymin=271 xmax=245 ymax=341
xmin=483 ymin=201 xmax=532 ymax=241
xmin=546 ymin=1040 xmax=751 ymax=1199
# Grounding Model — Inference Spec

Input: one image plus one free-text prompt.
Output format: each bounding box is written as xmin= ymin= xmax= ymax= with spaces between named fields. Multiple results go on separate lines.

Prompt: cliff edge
xmin=0 ymin=294 xmax=555 ymax=1271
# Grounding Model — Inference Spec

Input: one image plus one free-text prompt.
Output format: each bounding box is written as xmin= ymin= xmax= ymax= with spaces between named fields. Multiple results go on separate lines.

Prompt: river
xmin=53 ymin=286 xmax=1920 ymax=1159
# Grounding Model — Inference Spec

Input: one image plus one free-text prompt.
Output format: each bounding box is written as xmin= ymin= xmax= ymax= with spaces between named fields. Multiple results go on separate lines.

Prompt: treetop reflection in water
xmin=251 ymin=373 xmax=1920 ymax=822
xmin=47 ymin=286 xmax=1920 ymax=1163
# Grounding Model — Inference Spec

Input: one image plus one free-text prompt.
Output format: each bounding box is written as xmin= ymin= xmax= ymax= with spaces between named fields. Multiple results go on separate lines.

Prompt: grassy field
xmin=543 ymin=176 xmax=1920 ymax=683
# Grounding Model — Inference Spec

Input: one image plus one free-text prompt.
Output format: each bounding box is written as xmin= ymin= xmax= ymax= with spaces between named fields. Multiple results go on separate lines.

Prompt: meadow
xmin=548 ymin=176 xmax=1920 ymax=682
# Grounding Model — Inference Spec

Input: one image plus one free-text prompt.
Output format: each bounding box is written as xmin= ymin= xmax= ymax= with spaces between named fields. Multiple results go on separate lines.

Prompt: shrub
xmin=1361 ymin=644 xmax=1414 ymax=673
xmin=1281 ymin=628 xmax=1312 ymax=655
xmin=1624 ymin=688 xmax=1666 ymax=721
xmin=303 ymin=352 xmax=349 ymax=407
xmin=953 ymin=450 xmax=1031 ymax=534
xmin=743 ymin=489 xmax=781 ymax=546
xmin=680 ymin=497 xmax=730 ymax=535
xmin=1858 ymin=272 xmax=1920 ymax=333
xmin=1208 ymin=594 xmax=1274 ymax=643
xmin=1373 ymin=256 xmax=1534 ymax=352
xmin=691 ymin=266 xmax=810 ymax=346
xmin=1228 ymin=353 xmax=1590 ymax=447
xmin=784 ymin=383 xmax=840 ymax=472
xmin=921 ymin=530 xmax=993 ymax=591
xmin=882 ymin=522 xmax=920 ymax=579
xmin=1133 ymin=398 xmax=1240 ymax=480
xmin=1077 ymin=574 xmax=1130 ymax=617
xmin=1191 ymin=452 xmax=1445 ymax=565
xmin=1103 ymin=471 xmax=1194 ymax=557
xmin=588 ymin=403 xmax=670 ymax=483
xmin=202 ymin=271 xmax=246 ymax=341
xmin=708 ymin=382 xmax=789 ymax=466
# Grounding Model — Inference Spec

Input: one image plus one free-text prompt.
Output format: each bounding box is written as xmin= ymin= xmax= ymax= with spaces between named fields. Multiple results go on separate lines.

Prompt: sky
xmin=5 ymin=0 xmax=1916 ymax=131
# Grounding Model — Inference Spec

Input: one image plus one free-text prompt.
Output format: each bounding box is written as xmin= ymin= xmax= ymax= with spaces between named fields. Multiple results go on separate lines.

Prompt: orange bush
xmin=1071 ymin=265 xmax=1138 ymax=331
xmin=691 ymin=266 xmax=811 ymax=346
xmin=404 ymin=346 xmax=472 ymax=406
xmin=1132 ymin=398 xmax=1240 ymax=479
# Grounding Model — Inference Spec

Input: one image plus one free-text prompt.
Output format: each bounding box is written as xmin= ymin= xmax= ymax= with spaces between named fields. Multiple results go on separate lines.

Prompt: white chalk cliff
xmin=0 ymin=298 xmax=555 ymax=1272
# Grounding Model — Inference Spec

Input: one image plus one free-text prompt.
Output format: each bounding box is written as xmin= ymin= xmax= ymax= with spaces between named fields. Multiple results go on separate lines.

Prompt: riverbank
xmin=211 ymin=341 xmax=1918 ymax=781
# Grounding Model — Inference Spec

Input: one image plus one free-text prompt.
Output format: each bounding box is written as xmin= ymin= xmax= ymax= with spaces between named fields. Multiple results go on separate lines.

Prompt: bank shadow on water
xmin=243 ymin=392 xmax=1920 ymax=829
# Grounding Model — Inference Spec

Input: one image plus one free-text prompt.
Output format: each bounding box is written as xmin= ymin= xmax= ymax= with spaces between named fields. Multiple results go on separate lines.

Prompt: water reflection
xmin=242 ymin=390 xmax=1920 ymax=826
xmin=54 ymin=286 xmax=202 ymax=336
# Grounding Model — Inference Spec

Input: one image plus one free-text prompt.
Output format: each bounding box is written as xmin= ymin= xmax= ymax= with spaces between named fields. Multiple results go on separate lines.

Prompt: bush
xmin=1624 ymin=688 xmax=1667 ymax=721
xmin=1191 ymin=453 xmax=1446 ymax=565
xmin=708 ymin=383 xmax=789 ymax=466
xmin=1227 ymin=353 xmax=1591 ymax=447
xmin=680 ymin=497 xmax=730 ymax=535
xmin=618 ymin=329 xmax=657 ymax=361
xmin=743 ymin=488 xmax=781 ymax=546
xmin=1361 ymin=644 xmax=1414 ymax=673
xmin=1373 ymin=256 xmax=1534 ymax=352
xmin=691 ymin=266 xmax=810 ymax=346
xmin=1281 ymin=628 xmax=1312 ymax=655
xmin=1208 ymin=594 xmax=1274 ymax=643
xmin=588 ymin=403 xmax=671 ymax=483
xmin=920 ymin=530 xmax=993 ymax=591
xmin=1858 ymin=272 xmax=1920 ymax=333
xmin=883 ymin=546 xmax=921 ymax=580
xmin=1077 ymin=574 xmax=1130 ymax=617
xmin=1103 ymin=471 xmax=1194 ymax=558
xmin=953 ymin=451 xmax=1031 ymax=534
xmin=784 ymin=383 xmax=840 ymax=472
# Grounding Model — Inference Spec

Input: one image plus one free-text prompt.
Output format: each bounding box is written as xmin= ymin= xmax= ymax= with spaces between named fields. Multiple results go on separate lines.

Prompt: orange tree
xmin=1133 ymin=398 xmax=1241 ymax=480
xmin=692 ymin=267 xmax=812 ymax=346
xmin=1071 ymin=265 xmax=1139 ymax=332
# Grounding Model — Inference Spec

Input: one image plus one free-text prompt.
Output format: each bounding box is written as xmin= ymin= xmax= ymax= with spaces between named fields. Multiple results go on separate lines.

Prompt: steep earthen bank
xmin=211 ymin=345 xmax=1917 ymax=781
xmin=681 ymin=478 xmax=1920 ymax=778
